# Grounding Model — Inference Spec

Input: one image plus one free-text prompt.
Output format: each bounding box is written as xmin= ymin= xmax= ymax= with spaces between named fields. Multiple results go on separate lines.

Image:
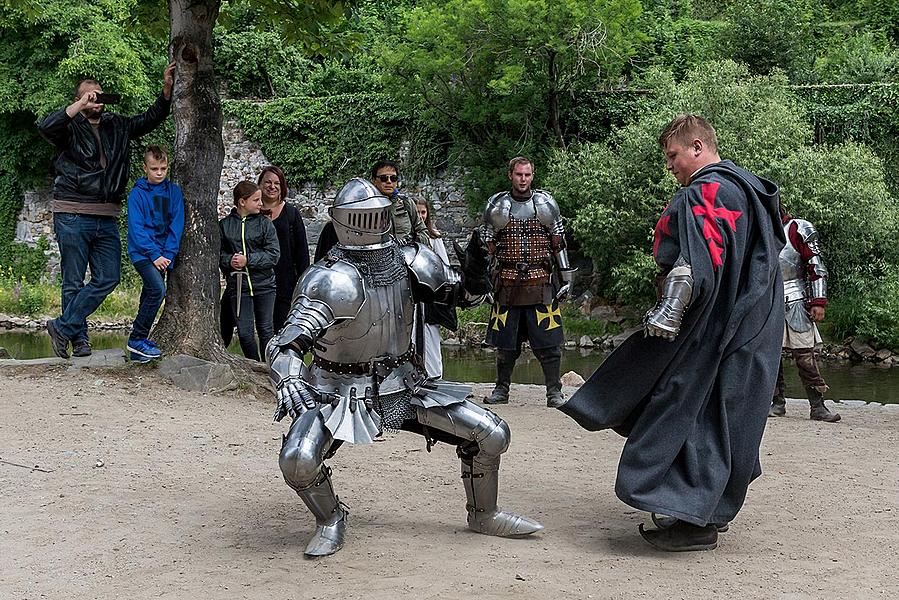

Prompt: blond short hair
xmin=507 ymin=156 xmax=534 ymax=173
xmin=658 ymin=114 xmax=718 ymax=152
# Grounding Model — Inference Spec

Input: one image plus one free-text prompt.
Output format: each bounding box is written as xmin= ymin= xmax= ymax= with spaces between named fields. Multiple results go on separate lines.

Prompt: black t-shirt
xmin=271 ymin=203 xmax=310 ymax=298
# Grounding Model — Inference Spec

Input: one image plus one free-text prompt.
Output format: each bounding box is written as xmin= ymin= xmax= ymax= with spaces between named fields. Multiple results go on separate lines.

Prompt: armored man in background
xmin=267 ymin=178 xmax=542 ymax=558
xmin=482 ymin=156 xmax=575 ymax=408
xmin=769 ymin=211 xmax=840 ymax=422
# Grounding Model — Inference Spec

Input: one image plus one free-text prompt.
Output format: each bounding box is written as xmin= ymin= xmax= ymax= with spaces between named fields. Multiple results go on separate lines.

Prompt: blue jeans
xmin=130 ymin=259 xmax=167 ymax=342
xmin=53 ymin=213 xmax=121 ymax=341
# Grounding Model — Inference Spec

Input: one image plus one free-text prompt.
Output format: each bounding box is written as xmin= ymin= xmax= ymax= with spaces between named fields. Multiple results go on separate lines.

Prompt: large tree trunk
xmin=154 ymin=0 xmax=230 ymax=361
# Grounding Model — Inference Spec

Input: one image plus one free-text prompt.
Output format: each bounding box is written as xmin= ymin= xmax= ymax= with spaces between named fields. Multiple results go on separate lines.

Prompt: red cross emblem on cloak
xmin=691 ymin=182 xmax=742 ymax=269
xmin=652 ymin=212 xmax=671 ymax=259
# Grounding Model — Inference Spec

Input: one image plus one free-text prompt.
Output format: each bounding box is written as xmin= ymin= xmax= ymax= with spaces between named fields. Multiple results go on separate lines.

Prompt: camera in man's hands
xmin=93 ymin=93 xmax=121 ymax=105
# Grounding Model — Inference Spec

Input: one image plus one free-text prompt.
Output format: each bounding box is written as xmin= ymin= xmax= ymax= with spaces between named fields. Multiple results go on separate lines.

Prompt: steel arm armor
xmin=643 ymin=257 xmax=694 ymax=341
xmin=534 ymin=191 xmax=576 ymax=299
xmin=267 ymin=262 xmax=366 ymax=420
xmin=794 ymin=219 xmax=828 ymax=300
xmin=402 ymin=242 xmax=462 ymax=305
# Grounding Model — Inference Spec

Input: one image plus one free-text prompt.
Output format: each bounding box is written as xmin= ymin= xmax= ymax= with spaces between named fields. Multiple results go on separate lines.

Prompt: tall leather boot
xmin=296 ymin=466 xmax=348 ymax=557
xmin=535 ymin=346 xmax=565 ymax=408
xmin=807 ymin=387 xmax=840 ymax=423
xmin=770 ymin=359 xmax=787 ymax=416
xmin=769 ymin=395 xmax=786 ymax=417
xmin=484 ymin=350 xmax=516 ymax=405
xmin=460 ymin=451 xmax=543 ymax=537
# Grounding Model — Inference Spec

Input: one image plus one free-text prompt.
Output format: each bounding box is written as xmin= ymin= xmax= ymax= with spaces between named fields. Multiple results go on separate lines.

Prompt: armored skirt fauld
xmin=266 ymin=178 xmax=542 ymax=558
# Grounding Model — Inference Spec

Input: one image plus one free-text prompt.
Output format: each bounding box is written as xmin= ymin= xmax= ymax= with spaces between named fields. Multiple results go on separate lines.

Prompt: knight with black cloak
xmin=556 ymin=115 xmax=785 ymax=551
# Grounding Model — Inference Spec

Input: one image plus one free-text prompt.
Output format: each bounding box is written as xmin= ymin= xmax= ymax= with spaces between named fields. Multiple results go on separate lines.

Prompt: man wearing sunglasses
xmin=312 ymin=161 xmax=429 ymax=261
xmin=371 ymin=160 xmax=429 ymax=245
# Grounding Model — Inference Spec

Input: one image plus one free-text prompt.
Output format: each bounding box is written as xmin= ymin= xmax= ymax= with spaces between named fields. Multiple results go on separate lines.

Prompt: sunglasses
xmin=376 ymin=174 xmax=399 ymax=183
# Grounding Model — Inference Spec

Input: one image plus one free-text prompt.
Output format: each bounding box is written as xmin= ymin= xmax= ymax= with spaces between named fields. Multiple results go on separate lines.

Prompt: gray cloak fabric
xmin=560 ymin=160 xmax=785 ymax=526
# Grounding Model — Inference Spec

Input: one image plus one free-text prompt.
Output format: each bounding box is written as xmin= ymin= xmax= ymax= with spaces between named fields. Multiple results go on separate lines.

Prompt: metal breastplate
xmin=779 ymin=223 xmax=807 ymax=304
xmin=495 ymin=217 xmax=552 ymax=280
xmin=315 ymin=276 xmax=414 ymax=364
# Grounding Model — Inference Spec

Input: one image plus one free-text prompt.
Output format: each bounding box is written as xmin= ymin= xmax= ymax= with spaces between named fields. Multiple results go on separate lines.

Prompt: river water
xmin=2 ymin=330 xmax=897 ymax=405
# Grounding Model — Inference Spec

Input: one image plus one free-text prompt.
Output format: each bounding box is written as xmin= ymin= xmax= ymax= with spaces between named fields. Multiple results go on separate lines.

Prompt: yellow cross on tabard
xmin=490 ymin=305 xmax=509 ymax=331
xmin=536 ymin=304 xmax=562 ymax=330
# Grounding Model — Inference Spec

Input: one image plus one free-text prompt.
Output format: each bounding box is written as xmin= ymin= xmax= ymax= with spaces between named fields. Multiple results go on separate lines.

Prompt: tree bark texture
xmin=154 ymin=0 xmax=229 ymax=361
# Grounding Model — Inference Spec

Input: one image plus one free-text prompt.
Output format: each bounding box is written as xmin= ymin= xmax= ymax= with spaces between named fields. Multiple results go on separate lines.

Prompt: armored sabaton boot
xmin=461 ymin=452 xmax=543 ymax=537
xmin=536 ymin=347 xmax=565 ymax=408
xmin=484 ymin=351 xmax=516 ymax=405
xmin=296 ymin=467 xmax=348 ymax=557
xmin=807 ymin=387 xmax=840 ymax=423
xmin=768 ymin=395 xmax=786 ymax=417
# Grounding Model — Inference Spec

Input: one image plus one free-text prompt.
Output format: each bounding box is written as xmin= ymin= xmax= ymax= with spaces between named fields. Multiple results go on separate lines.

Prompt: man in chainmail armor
xmin=769 ymin=209 xmax=840 ymax=422
xmin=267 ymin=178 xmax=542 ymax=558
xmin=481 ymin=156 xmax=575 ymax=408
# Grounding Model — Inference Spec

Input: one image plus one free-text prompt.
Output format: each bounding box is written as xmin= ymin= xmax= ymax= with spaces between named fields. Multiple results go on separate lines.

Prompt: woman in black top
xmin=258 ymin=165 xmax=310 ymax=333
xmin=219 ymin=181 xmax=280 ymax=361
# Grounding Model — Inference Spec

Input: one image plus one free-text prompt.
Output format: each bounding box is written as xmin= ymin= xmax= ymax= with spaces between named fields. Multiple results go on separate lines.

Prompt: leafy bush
xmin=768 ymin=142 xmax=899 ymax=299
xmin=225 ymin=94 xmax=422 ymax=184
xmin=828 ymin=267 xmax=899 ymax=349
xmin=722 ymin=0 xmax=826 ymax=78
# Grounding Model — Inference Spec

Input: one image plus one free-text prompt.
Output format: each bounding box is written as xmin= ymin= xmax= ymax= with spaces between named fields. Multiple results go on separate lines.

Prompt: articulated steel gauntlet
xmin=554 ymin=246 xmax=576 ymax=303
xmin=643 ymin=258 xmax=694 ymax=341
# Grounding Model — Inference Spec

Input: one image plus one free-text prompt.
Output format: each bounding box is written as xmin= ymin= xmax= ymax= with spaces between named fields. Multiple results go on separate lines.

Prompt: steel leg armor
xmin=414 ymin=401 xmax=544 ymax=537
xmin=279 ymin=409 xmax=347 ymax=557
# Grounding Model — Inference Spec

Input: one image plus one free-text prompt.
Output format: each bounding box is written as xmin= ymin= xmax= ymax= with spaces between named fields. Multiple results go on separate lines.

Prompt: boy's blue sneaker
xmin=129 ymin=351 xmax=154 ymax=364
xmin=127 ymin=338 xmax=162 ymax=360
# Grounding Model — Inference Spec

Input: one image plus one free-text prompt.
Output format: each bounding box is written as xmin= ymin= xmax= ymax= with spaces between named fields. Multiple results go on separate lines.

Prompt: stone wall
xmin=15 ymin=121 xmax=477 ymax=273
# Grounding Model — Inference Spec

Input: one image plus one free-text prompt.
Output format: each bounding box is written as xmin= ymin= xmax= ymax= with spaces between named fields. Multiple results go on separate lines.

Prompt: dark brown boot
xmin=484 ymin=351 xmax=516 ymax=405
xmin=768 ymin=395 xmax=786 ymax=417
xmin=807 ymin=387 xmax=840 ymax=422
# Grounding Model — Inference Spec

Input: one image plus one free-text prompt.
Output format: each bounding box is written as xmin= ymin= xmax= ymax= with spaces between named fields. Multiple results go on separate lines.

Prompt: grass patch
xmin=0 ymin=272 xmax=140 ymax=320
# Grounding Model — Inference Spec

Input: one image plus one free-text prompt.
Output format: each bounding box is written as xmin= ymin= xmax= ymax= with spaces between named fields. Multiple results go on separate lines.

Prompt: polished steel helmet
xmin=329 ymin=178 xmax=393 ymax=248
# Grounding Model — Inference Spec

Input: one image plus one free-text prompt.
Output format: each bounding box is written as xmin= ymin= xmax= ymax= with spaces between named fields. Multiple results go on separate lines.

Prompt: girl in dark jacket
xmin=219 ymin=181 xmax=280 ymax=361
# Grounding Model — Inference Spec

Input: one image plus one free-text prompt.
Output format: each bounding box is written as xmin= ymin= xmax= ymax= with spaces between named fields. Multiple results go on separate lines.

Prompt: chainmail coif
xmin=329 ymin=244 xmax=406 ymax=287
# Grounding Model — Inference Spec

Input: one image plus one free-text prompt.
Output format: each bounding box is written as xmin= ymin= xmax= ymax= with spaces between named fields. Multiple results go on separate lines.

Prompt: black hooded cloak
xmin=560 ymin=160 xmax=785 ymax=526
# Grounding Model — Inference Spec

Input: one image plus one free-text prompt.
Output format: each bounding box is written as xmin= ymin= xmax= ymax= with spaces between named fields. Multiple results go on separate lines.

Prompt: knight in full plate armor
xmin=481 ymin=156 xmax=575 ymax=408
xmin=769 ymin=212 xmax=840 ymax=422
xmin=267 ymin=178 xmax=542 ymax=558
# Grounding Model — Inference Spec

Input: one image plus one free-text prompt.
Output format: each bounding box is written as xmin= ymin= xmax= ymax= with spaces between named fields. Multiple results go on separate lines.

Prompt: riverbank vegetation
xmin=1 ymin=0 xmax=897 ymax=349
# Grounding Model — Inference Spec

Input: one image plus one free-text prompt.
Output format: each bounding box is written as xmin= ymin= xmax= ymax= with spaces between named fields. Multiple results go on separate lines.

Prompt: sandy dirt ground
xmin=1 ymin=365 xmax=897 ymax=600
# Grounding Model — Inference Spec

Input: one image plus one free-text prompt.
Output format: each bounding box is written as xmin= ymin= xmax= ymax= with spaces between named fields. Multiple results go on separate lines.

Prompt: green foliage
xmin=225 ymin=93 xmax=416 ymax=183
xmin=722 ymin=0 xmax=825 ymax=78
xmin=608 ymin=250 xmax=659 ymax=307
xmin=0 ymin=236 xmax=50 ymax=284
xmin=770 ymin=142 xmax=899 ymax=294
xmin=814 ymin=31 xmax=899 ymax=83
xmin=856 ymin=0 xmax=899 ymax=44
xmin=385 ymin=0 xmax=646 ymax=208
xmin=636 ymin=0 xmax=727 ymax=78
xmin=828 ymin=267 xmax=899 ymax=349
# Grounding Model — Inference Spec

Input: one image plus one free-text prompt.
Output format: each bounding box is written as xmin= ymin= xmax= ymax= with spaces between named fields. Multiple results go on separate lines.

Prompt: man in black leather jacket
xmin=38 ymin=62 xmax=175 ymax=359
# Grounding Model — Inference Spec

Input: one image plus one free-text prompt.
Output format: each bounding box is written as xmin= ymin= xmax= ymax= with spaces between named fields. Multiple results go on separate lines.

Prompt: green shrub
xmin=828 ymin=267 xmax=899 ymax=350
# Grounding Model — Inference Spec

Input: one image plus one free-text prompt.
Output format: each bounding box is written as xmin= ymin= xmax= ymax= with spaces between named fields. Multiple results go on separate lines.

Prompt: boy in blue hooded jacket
xmin=126 ymin=145 xmax=184 ymax=362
